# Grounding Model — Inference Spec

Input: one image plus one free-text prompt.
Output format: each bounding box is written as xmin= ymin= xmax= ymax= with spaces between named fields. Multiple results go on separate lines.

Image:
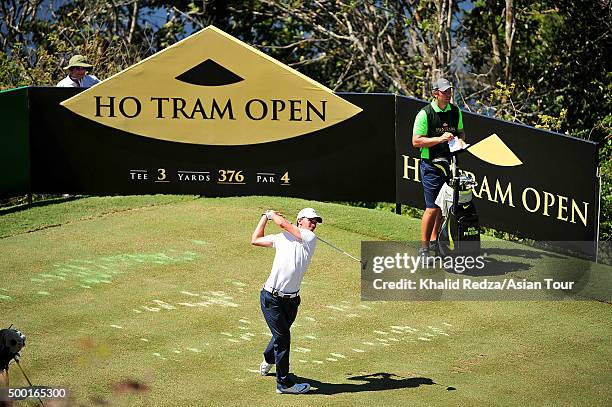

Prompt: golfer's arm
xmin=251 ymin=215 xmax=273 ymax=247
xmin=272 ymin=213 xmax=302 ymax=241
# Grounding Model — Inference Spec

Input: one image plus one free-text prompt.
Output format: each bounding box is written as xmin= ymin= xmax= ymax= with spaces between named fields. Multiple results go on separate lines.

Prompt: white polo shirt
xmin=263 ymin=229 xmax=317 ymax=294
xmin=56 ymin=74 xmax=100 ymax=88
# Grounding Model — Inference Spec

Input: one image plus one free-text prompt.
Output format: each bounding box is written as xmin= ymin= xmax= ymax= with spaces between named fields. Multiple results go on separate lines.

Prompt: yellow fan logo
xmin=468 ymin=134 xmax=523 ymax=166
xmin=60 ymin=26 xmax=362 ymax=145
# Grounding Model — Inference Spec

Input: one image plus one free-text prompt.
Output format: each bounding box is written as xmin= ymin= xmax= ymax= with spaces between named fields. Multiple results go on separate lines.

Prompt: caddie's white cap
xmin=297 ymin=208 xmax=322 ymax=223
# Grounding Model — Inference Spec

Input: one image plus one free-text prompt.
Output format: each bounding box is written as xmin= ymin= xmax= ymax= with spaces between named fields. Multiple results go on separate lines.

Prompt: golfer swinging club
xmin=251 ymin=207 xmax=322 ymax=394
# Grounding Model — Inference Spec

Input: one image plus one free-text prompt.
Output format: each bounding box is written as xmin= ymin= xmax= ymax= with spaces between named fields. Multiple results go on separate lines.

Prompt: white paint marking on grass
xmin=390 ymin=330 xmax=404 ymax=334
xmin=303 ymin=335 xmax=317 ymax=340
xmin=110 ymin=325 xmax=123 ymax=329
xmin=248 ymin=369 xmax=261 ymax=373
xmin=0 ymin=295 xmax=13 ymax=301
xmin=234 ymin=378 xmax=246 ymax=383
xmin=132 ymin=309 xmax=142 ymax=314
xmin=326 ymin=358 xmax=338 ymax=362
xmin=374 ymin=330 xmax=388 ymax=335
xmin=177 ymin=302 xmax=196 ymax=307
xmin=153 ymin=300 xmax=176 ymax=310
xmin=143 ymin=306 xmax=161 ymax=312
xmin=231 ymin=281 xmax=247 ymax=287
xmin=239 ymin=319 xmax=251 ymax=324
xmin=376 ymin=338 xmax=389 ymax=343
xmin=346 ymin=313 xmax=359 ymax=318
xmin=37 ymin=291 xmax=50 ymax=296
xmin=312 ymin=360 xmax=324 ymax=364
xmin=330 ymin=353 xmax=346 ymax=359
xmin=191 ymin=240 xmax=208 ymax=245
xmin=221 ymin=332 xmax=233 ymax=337
xmin=228 ymin=339 xmax=240 ymax=343
xmin=187 ymin=348 xmax=201 ymax=353
xmin=388 ymin=338 xmax=400 ymax=342
xmin=238 ymin=326 xmax=250 ymax=330
xmin=244 ymin=333 xmax=256 ymax=337
xmin=140 ymin=338 xmax=149 ymax=342
xmin=358 ymin=304 xmax=372 ymax=309
xmin=417 ymin=337 xmax=432 ymax=341
xmin=153 ymin=353 xmax=162 ymax=357
xmin=304 ymin=316 xmax=316 ymax=322
xmin=326 ymin=305 xmax=346 ymax=312
xmin=298 ymin=360 xmax=308 ymax=363
xmin=240 ymin=335 xmax=252 ymax=341
xmin=363 ymin=342 xmax=376 ymax=346
xmin=195 ymin=295 xmax=240 ymax=308
xmin=294 ymin=347 xmax=311 ymax=353
xmin=173 ymin=350 xmax=182 ymax=354
xmin=180 ymin=291 xmax=200 ymax=296
xmin=390 ymin=325 xmax=419 ymax=333
xmin=351 ymin=348 xmax=365 ymax=353
xmin=443 ymin=322 xmax=453 ymax=327
xmin=428 ymin=326 xmax=450 ymax=336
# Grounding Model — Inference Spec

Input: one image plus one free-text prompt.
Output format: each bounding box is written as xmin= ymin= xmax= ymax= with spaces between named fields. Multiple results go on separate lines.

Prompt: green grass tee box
xmin=0 ymin=196 xmax=610 ymax=406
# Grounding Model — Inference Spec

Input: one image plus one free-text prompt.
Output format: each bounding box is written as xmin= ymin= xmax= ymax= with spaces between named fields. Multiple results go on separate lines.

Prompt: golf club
xmin=316 ymin=236 xmax=367 ymax=270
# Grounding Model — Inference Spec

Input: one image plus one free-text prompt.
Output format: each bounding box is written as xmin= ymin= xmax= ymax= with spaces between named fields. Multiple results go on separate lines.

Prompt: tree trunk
xmin=504 ymin=0 xmax=515 ymax=81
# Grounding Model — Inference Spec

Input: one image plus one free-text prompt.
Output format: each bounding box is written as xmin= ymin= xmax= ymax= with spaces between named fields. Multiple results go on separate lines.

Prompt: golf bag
xmin=437 ymin=155 xmax=480 ymax=257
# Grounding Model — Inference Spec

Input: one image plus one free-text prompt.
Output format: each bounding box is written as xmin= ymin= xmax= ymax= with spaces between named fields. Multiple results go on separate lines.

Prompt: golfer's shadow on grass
xmin=293 ymin=372 xmax=436 ymax=395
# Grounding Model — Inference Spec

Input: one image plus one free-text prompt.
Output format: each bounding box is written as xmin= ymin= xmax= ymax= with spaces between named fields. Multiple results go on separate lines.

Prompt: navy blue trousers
xmin=260 ymin=289 xmax=300 ymax=387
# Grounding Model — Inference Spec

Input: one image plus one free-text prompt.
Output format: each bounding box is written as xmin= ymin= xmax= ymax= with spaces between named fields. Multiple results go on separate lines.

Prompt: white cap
xmin=297 ymin=208 xmax=322 ymax=223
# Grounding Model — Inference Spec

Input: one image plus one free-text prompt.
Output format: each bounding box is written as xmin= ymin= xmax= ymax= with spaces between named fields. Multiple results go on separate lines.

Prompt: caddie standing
xmin=412 ymin=78 xmax=467 ymax=261
xmin=251 ymin=208 xmax=322 ymax=394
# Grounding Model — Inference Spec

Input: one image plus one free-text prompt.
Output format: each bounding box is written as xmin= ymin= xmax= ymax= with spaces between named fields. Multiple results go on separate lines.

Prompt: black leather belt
xmin=263 ymin=286 xmax=299 ymax=298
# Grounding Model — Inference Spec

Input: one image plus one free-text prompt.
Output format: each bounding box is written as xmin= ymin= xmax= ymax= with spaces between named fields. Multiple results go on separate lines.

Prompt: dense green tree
xmin=462 ymin=0 xmax=611 ymax=242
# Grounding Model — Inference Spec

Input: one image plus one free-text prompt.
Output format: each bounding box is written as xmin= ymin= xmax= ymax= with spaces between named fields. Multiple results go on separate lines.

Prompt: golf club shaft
xmin=316 ymin=236 xmax=362 ymax=264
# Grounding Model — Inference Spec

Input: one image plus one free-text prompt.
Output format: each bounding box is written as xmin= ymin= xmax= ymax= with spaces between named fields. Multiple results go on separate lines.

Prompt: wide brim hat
xmin=63 ymin=54 xmax=93 ymax=70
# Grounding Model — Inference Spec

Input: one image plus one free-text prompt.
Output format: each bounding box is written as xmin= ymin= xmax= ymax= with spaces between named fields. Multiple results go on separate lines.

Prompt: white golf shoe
xmin=259 ymin=361 xmax=274 ymax=376
xmin=276 ymin=383 xmax=311 ymax=394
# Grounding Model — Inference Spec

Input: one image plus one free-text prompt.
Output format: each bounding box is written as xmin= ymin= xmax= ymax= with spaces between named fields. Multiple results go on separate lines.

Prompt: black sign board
xmin=0 ymin=88 xmax=600 ymax=249
xmin=27 ymin=88 xmax=396 ymax=202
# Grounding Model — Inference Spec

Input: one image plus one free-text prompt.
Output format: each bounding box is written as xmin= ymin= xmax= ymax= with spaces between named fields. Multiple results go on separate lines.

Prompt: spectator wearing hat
xmin=251 ymin=208 xmax=322 ymax=394
xmin=412 ymin=78 xmax=466 ymax=260
xmin=56 ymin=55 xmax=100 ymax=88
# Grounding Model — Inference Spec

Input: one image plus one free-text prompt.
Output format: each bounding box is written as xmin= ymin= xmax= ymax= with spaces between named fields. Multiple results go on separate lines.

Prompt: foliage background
xmin=0 ymin=0 xmax=609 ymax=242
